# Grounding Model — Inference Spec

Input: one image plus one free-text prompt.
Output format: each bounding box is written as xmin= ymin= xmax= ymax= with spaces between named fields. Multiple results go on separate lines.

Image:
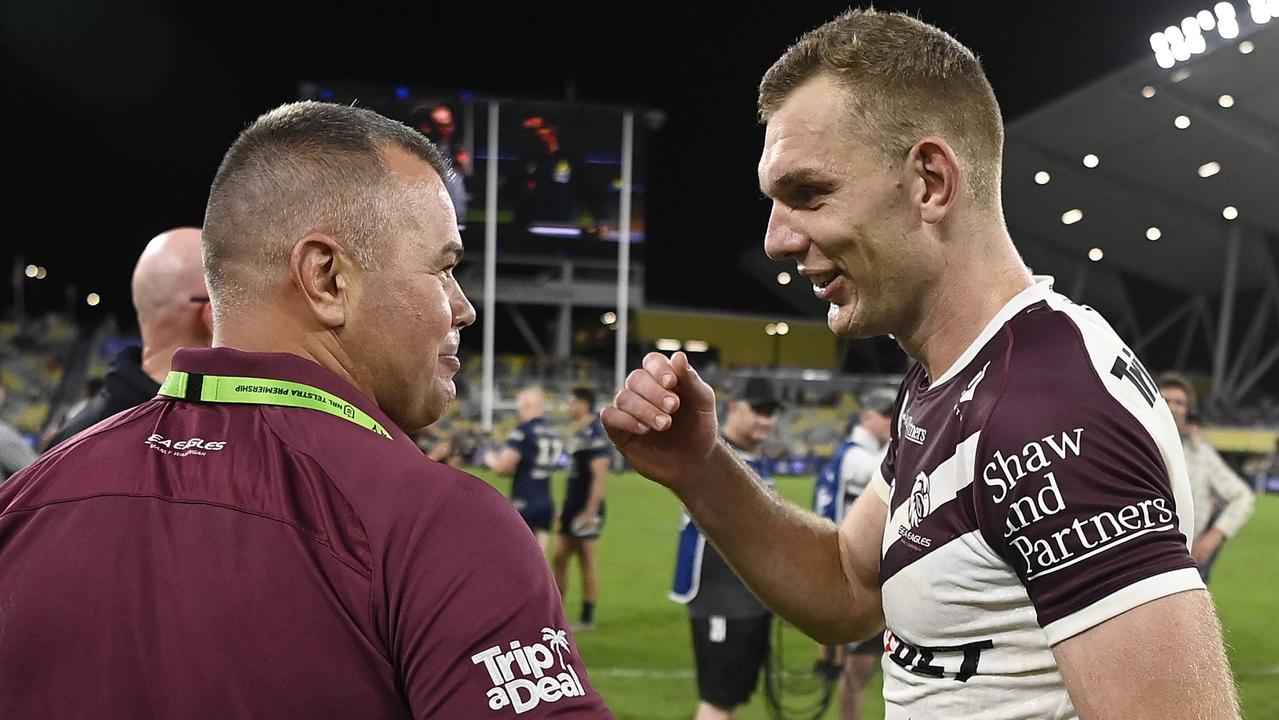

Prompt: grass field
xmin=469 ymin=467 xmax=1278 ymax=719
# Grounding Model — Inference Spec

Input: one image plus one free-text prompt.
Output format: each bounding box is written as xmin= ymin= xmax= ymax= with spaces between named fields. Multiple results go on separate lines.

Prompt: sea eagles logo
xmin=908 ymin=471 xmax=931 ymax=528
xmin=471 ymin=627 xmax=585 ymax=714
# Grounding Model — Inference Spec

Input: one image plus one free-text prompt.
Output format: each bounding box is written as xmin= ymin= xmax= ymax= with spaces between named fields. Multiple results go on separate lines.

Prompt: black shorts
xmin=518 ymin=505 xmax=553 ymax=533
xmin=690 ymin=614 xmax=771 ymax=709
xmin=558 ymin=500 xmax=606 ymax=539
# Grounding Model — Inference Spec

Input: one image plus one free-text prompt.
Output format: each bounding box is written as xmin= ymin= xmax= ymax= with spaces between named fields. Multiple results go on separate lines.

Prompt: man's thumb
xmin=672 ymin=352 xmax=716 ymax=410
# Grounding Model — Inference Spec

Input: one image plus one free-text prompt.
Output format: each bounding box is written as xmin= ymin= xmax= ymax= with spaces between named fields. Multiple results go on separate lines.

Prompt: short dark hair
xmin=758 ymin=9 xmax=1004 ymax=208
xmin=203 ymin=101 xmax=452 ymax=313
xmin=1156 ymin=371 xmax=1197 ymax=408
xmin=571 ymin=387 xmax=596 ymax=411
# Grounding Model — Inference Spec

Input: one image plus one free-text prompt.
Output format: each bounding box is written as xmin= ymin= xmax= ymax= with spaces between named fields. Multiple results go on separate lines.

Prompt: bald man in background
xmin=47 ymin=227 xmax=212 ymax=448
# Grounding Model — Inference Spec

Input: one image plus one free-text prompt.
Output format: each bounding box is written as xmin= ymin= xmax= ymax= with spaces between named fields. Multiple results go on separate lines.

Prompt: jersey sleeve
xmin=381 ymin=475 xmax=611 ymax=717
xmin=1199 ymin=443 xmax=1255 ymax=538
xmin=505 ymin=425 xmax=526 ymax=451
xmin=974 ymin=313 xmax=1202 ymax=645
xmin=583 ymin=424 xmax=611 ymax=459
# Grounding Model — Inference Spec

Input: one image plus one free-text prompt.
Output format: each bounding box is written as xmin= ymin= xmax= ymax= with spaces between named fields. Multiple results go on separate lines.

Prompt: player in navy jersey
xmin=486 ymin=386 xmax=564 ymax=552
xmin=603 ymin=10 xmax=1238 ymax=719
xmin=552 ymin=388 xmax=612 ymax=630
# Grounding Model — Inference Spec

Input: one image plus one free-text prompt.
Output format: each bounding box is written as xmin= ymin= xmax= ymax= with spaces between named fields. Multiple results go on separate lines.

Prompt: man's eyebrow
xmin=438 ymin=240 xmax=464 ymax=264
xmin=760 ymin=167 xmax=833 ymax=197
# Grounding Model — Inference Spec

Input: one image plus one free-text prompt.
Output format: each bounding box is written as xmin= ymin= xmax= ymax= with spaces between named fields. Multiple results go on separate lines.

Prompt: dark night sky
xmin=2 ymin=0 xmax=1210 ymax=331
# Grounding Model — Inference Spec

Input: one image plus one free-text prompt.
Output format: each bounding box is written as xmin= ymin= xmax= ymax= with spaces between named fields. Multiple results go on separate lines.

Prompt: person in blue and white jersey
xmin=812 ymin=388 xmax=894 ymax=720
xmin=671 ymin=377 xmax=781 ymax=720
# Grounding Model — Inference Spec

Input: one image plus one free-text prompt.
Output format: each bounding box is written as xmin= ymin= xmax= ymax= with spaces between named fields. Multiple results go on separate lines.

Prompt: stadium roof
xmin=1004 ymin=15 xmax=1279 ymax=302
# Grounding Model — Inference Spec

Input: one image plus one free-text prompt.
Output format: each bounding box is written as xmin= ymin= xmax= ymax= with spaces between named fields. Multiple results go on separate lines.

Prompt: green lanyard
xmin=158 ymin=371 xmax=393 ymax=440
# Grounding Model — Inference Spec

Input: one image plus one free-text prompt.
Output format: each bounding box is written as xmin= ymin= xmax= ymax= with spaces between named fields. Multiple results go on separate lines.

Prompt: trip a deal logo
xmin=471 ymin=627 xmax=586 ymax=714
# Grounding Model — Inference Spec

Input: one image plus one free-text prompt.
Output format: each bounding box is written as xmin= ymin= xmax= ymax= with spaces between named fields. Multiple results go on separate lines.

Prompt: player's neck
xmin=897 ymin=238 xmax=1032 ymax=383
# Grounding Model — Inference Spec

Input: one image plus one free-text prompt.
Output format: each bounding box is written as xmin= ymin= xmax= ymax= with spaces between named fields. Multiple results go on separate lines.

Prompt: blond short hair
xmin=758 ymin=9 xmax=1004 ymax=209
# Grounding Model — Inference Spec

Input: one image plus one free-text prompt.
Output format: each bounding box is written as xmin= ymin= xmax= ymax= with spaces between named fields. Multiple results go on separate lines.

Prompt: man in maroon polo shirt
xmin=0 ymin=102 xmax=610 ymax=718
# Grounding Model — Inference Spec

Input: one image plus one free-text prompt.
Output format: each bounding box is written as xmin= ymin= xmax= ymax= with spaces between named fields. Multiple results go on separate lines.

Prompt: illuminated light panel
xmin=1141 ymin=85 xmax=1157 ymax=98
xmin=1219 ymin=94 xmax=1235 ymax=107
xmin=1034 ymin=171 xmax=1051 ymax=185
xmin=1239 ymin=40 xmax=1255 ymax=53
xmin=655 ymin=338 xmax=682 ymax=351
xmin=1147 ymin=227 xmax=1162 ymax=241
xmin=1083 ymin=154 xmax=1100 ymax=168
xmin=776 ymin=271 xmax=792 ymax=285
xmin=1198 ymin=161 xmax=1222 ymax=177
xmin=684 ymin=340 xmax=710 ymax=353
xmin=1223 ymin=206 xmax=1239 ymax=220
xmin=1062 ymin=209 xmax=1084 ymax=225
xmin=1175 ymin=114 xmax=1192 ymax=129
xmin=1088 ymin=248 xmax=1104 ymax=262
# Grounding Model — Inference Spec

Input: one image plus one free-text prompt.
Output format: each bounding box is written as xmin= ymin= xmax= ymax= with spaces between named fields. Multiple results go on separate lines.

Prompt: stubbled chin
xmin=827 ymin=303 xmax=859 ymax=339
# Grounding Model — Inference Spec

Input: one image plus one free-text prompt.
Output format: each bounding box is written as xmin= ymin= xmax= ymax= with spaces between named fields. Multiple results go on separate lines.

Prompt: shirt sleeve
xmin=974 ymin=321 xmax=1202 ymax=645
xmin=1201 ymin=444 xmax=1255 ymax=538
xmin=840 ymin=446 xmax=881 ymax=498
xmin=381 ymin=477 xmax=611 ymax=718
xmin=0 ymin=423 xmax=37 ymax=477
xmin=505 ymin=426 xmax=526 ymax=451
xmin=584 ymin=425 xmax=611 ymax=459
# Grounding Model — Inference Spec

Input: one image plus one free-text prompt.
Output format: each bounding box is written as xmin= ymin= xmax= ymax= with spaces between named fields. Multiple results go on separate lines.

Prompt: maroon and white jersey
xmin=871 ymin=278 xmax=1202 ymax=719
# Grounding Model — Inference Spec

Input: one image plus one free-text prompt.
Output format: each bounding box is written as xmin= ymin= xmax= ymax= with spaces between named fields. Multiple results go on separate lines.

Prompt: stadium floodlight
xmin=655 ymin=338 xmax=682 ymax=351
xmin=1147 ymin=227 xmax=1162 ymax=241
xmin=1219 ymin=94 xmax=1235 ymax=107
xmin=776 ymin=271 xmax=792 ymax=285
xmin=1175 ymin=114 xmax=1192 ymax=129
xmin=1151 ymin=33 xmax=1177 ymax=68
xmin=1083 ymin=154 xmax=1100 ymax=168
xmin=601 ymin=311 xmax=617 ymax=326
xmin=1088 ymin=248 xmax=1104 ymax=262
xmin=24 ymin=264 xmax=38 ymax=278
xmin=1239 ymin=40 xmax=1255 ymax=52
xmin=684 ymin=340 xmax=710 ymax=353
xmin=1141 ymin=85 xmax=1158 ymax=98
xmin=1182 ymin=17 xmax=1208 ymax=54
xmin=1034 ymin=171 xmax=1051 ymax=185
xmin=1223 ymin=205 xmax=1239 ymax=220
xmin=36 ymin=266 xmax=47 ymax=280
xmin=765 ymin=323 xmax=777 ymax=336
xmin=1062 ymin=209 xmax=1084 ymax=225
xmin=775 ymin=322 xmax=790 ymax=336
xmin=1248 ymin=0 xmax=1272 ymax=23
xmin=1166 ymin=25 xmax=1192 ymax=61
xmin=86 ymin=293 xmax=101 ymax=307
xmin=1198 ymin=161 xmax=1222 ymax=177
xmin=1198 ymin=9 xmax=1218 ymax=29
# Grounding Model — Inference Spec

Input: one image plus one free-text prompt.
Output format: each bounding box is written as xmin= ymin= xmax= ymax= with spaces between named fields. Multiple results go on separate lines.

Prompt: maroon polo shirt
xmin=0 ymin=348 xmax=611 ymax=719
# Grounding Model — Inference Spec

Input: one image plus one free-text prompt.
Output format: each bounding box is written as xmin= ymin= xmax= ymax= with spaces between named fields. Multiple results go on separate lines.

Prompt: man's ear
xmin=910 ymin=137 xmax=961 ymax=225
xmin=289 ymin=232 xmax=354 ymax=330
